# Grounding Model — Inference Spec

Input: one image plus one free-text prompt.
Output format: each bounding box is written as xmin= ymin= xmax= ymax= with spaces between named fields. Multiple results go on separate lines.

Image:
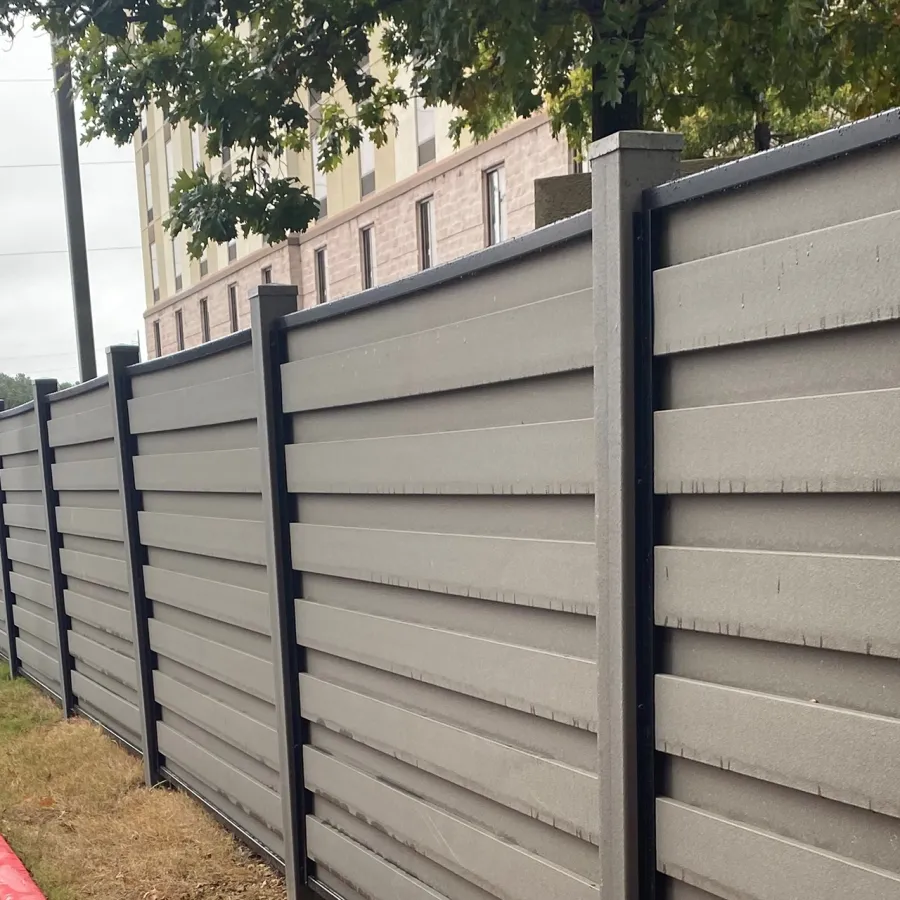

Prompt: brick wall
xmin=146 ymin=118 xmax=571 ymax=356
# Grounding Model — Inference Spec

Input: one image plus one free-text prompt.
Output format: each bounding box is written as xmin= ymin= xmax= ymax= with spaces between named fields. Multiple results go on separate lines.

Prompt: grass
xmin=0 ymin=661 xmax=286 ymax=900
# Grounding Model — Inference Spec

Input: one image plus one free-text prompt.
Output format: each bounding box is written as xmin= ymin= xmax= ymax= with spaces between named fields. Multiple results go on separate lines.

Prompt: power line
xmin=0 ymin=160 xmax=134 ymax=169
xmin=0 ymin=246 xmax=139 ymax=258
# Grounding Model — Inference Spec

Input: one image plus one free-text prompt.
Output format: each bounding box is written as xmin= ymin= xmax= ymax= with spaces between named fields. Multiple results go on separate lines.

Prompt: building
xmin=136 ymin=51 xmax=578 ymax=357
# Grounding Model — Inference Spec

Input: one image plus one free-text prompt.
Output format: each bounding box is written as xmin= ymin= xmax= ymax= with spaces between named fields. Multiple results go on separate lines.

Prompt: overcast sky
xmin=0 ymin=22 xmax=145 ymax=384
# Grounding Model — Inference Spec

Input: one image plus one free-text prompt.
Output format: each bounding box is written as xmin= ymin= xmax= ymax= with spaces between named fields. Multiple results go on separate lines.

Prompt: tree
xmin=1 ymin=0 xmax=897 ymax=252
xmin=0 ymin=374 xmax=73 ymax=408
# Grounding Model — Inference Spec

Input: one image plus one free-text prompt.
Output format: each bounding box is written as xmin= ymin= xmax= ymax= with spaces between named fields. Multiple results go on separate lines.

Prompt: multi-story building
xmin=137 ymin=49 xmax=579 ymax=357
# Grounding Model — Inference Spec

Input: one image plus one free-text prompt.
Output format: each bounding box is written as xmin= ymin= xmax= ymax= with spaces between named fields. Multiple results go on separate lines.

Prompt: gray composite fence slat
xmin=656 ymin=798 xmax=900 ymax=900
xmin=291 ymin=523 xmax=596 ymax=615
xmin=149 ymin=619 xmax=275 ymax=703
xmin=64 ymin=590 xmax=132 ymax=641
xmin=295 ymin=600 xmax=596 ymax=728
xmin=127 ymin=372 xmax=257 ymax=434
xmin=0 ymin=425 xmax=38 ymax=456
xmin=655 ymin=545 xmax=900 ymax=659
xmin=154 ymin=671 xmax=279 ymax=770
xmin=71 ymin=669 xmax=141 ymax=735
xmin=654 ymin=208 xmax=900 ymax=356
xmin=12 ymin=607 xmax=57 ymax=647
xmin=68 ymin=631 xmax=137 ymax=689
xmin=286 ymin=418 xmax=594 ymax=495
xmin=0 ymin=466 xmax=42 ymax=492
xmin=54 ymin=507 xmax=123 ymax=542
xmin=133 ymin=449 xmax=261 ymax=493
xmin=16 ymin=637 xmax=59 ymax=684
xmin=143 ymin=565 xmax=270 ymax=635
xmin=51 ymin=458 xmax=119 ymax=492
xmin=138 ymin=512 xmax=266 ymax=565
xmin=306 ymin=817 xmax=451 ymax=900
xmin=47 ymin=406 xmax=114 ymax=448
xmin=656 ymin=674 xmax=900 ymax=818
xmin=59 ymin=549 xmax=128 ymax=592
xmin=2 ymin=504 xmax=45 ymax=531
xmin=9 ymin=572 xmax=52 ymax=608
xmin=299 ymin=673 xmax=599 ymax=840
xmin=281 ymin=288 xmax=593 ymax=413
xmin=157 ymin=723 xmax=282 ymax=829
xmin=6 ymin=538 xmax=49 ymax=570
xmin=303 ymin=747 xmax=599 ymax=900
xmin=655 ymin=386 xmax=900 ymax=494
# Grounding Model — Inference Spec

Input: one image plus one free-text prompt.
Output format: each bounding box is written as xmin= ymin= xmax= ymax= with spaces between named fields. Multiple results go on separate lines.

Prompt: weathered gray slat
xmin=48 ymin=405 xmax=113 ymax=448
xmin=656 ymin=545 xmax=900 ymax=659
xmin=291 ymin=524 xmax=595 ymax=615
xmin=71 ymin=669 xmax=141 ymax=735
xmin=307 ymin=817 xmax=450 ymax=900
xmin=157 ymin=723 xmax=281 ymax=828
xmin=304 ymin=747 xmax=598 ymax=900
xmin=281 ymin=289 xmax=593 ymax=412
xmin=55 ymin=507 xmax=123 ymax=542
xmin=656 ymin=675 xmax=900 ymax=818
xmin=6 ymin=539 xmax=49 ymax=570
xmin=154 ymin=671 xmax=278 ymax=769
xmin=655 ymin=387 xmax=900 ymax=494
xmin=300 ymin=673 xmax=598 ymax=840
xmin=654 ymin=207 xmax=900 ymax=355
xmin=59 ymin=549 xmax=128 ymax=592
xmin=16 ymin=637 xmax=59 ymax=683
xmin=148 ymin=619 xmax=274 ymax=703
xmin=296 ymin=601 xmax=595 ymax=729
xmin=139 ymin=512 xmax=265 ymax=566
xmin=134 ymin=448 xmax=260 ymax=493
xmin=2 ymin=504 xmax=45 ymax=531
xmin=127 ymin=372 xmax=256 ymax=434
xmin=656 ymin=798 xmax=900 ymax=900
xmin=9 ymin=572 xmax=52 ymax=607
xmin=0 ymin=466 xmax=42 ymax=492
xmin=64 ymin=590 xmax=132 ymax=641
xmin=0 ymin=424 xmax=38 ymax=456
xmin=0 ymin=629 xmax=6 ymax=657
xmin=13 ymin=606 xmax=57 ymax=647
xmin=143 ymin=566 xmax=270 ymax=635
xmin=68 ymin=631 xmax=136 ymax=689
xmin=287 ymin=419 xmax=594 ymax=495
xmin=51 ymin=458 xmax=118 ymax=492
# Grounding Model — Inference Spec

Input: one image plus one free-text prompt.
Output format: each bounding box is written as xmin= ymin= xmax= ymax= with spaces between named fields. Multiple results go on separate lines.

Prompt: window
xmin=174 ymin=309 xmax=185 ymax=351
xmin=172 ymin=238 xmax=182 ymax=292
xmin=227 ymin=239 xmax=237 ymax=262
xmin=417 ymin=197 xmax=435 ymax=270
xmin=359 ymin=118 xmax=375 ymax=197
xmin=360 ymin=226 xmax=375 ymax=290
xmin=143 ymin=155 xmax=153 ymax=222
xmin=314 ymin=247 xmax=328 ymax=304
xmin=153 ymin=320 xmax=161 ymax=358
xmin=140 ymin=107 xmax=148 ymax=143
xmin=415 ymin=96 xmax=436 ymax=167
xmin=199 ymin=297 xmax=210 ymax=342
xmin=191 ymin=128 xmax=202 ymax=170
xmin=199 ymin=255 xmax=208 ymax=278
xmin=149 ymin=239 xmax=160 ymax=303
xmin=164 ymin=133 xmax=175 ymax=196
xmin=569 ymin=146 xmax=586 ymax=175
xmin=485 ymin=166 xmax=507 ymax=246
xmin=228 ymin=283 xmax=239 ymax=332
xmin=222 ymin=144 xmax=231 ymax=165
xmin=311 ymin=128 xmax=328 ymax=217
xmin=261 ymin=266 xmax=273 ymax=284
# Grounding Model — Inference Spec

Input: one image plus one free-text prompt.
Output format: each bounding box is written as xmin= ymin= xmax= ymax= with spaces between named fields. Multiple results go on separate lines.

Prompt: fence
xmin=1 ymin=109 xmax=899 ymax=900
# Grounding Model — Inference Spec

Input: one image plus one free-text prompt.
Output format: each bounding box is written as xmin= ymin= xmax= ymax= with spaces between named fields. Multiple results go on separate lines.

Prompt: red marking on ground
xmin=0 ymin=835 xmax=45 ymax=900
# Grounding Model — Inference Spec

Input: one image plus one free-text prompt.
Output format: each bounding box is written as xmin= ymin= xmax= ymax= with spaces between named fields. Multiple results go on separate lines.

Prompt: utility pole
xmin=52 ymin=43 xmax=97 ymax=382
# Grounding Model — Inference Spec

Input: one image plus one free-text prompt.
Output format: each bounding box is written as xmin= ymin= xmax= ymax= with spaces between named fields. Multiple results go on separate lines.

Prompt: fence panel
xmin=127 ymin=335 xmax=282 ymax=862
xmin=281 ymin=223 xmax=599 ymax=900
xmin=649 ymin=119 xmax=900 ymax=899
xmin=47 ymin=378 xmax=141 ymax=745
xmin=0 ymin=402 xmax=60 ymax=693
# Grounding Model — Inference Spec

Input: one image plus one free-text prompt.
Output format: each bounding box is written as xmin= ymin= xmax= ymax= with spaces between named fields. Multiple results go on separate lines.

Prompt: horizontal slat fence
xmin=649 ymin=125 xmax=900 ymax=899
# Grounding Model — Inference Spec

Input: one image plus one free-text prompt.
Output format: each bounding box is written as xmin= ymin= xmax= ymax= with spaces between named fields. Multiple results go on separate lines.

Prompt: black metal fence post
xmin=250 ymin=284 xmax=306 ymax=900
xmin=107 ymin=344 xmax=161 ymax=786
xmin=33 ymin=378 xmax=74 ymax=715
xmin=0 ymin=400 xmax=17 ymax=675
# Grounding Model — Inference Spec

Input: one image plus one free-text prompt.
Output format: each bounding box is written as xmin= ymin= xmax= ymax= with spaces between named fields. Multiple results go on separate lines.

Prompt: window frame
xmin=153 ymin=320 xmax=161 ymax=358
xmin=199 ymin=297 xmax=210 ymax=343
xmin=174 ymin=308 xmax=185 ymax=351
xmin=228 ymin=283 xmax=239 ymax=332
xmin=417 ymin=197 xmax=436 ymax=270
xmin=314 ymin=247 xmax=328 ymax=304
xmin=484 ymin=165 xmax=507 ymax=247
xmin=360 ymin=225 xmax=376 ymax=290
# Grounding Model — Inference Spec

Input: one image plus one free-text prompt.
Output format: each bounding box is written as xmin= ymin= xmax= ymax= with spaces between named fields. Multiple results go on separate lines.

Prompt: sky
xmin=0 ymin=22 xmax=145 ymax=384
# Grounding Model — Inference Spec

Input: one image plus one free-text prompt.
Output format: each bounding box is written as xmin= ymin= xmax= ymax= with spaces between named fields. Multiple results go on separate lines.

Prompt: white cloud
xmin=0 ymin=22 xmax=145 ymax=384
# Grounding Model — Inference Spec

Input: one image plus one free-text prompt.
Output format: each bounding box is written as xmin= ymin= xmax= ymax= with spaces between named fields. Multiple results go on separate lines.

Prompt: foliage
xmin=1 ymin=0 xmax=898 ymax=250
xmin=0 ymin=374 xmax=73 ymax=408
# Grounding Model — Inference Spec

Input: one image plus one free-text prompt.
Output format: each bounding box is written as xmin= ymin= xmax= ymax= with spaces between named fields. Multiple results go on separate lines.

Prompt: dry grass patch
xmin=0 ymin=663 xmax=286 ymax=900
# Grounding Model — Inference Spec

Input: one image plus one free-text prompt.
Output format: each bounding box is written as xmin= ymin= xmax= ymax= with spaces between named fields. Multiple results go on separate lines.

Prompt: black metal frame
xmin=107 ymin=345 xmax=161 ymax=787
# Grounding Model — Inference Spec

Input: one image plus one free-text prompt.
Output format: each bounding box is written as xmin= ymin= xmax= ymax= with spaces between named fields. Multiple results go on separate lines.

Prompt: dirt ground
xmin=0 ymin=662 xmax=286 ymax=900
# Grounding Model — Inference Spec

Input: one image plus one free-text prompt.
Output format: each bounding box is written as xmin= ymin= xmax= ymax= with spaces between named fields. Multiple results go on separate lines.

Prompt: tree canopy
xmin=2 ymin=0 xmax=897 ymax=253
xmin=0 ymin=373 xmax=73 ymax=408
